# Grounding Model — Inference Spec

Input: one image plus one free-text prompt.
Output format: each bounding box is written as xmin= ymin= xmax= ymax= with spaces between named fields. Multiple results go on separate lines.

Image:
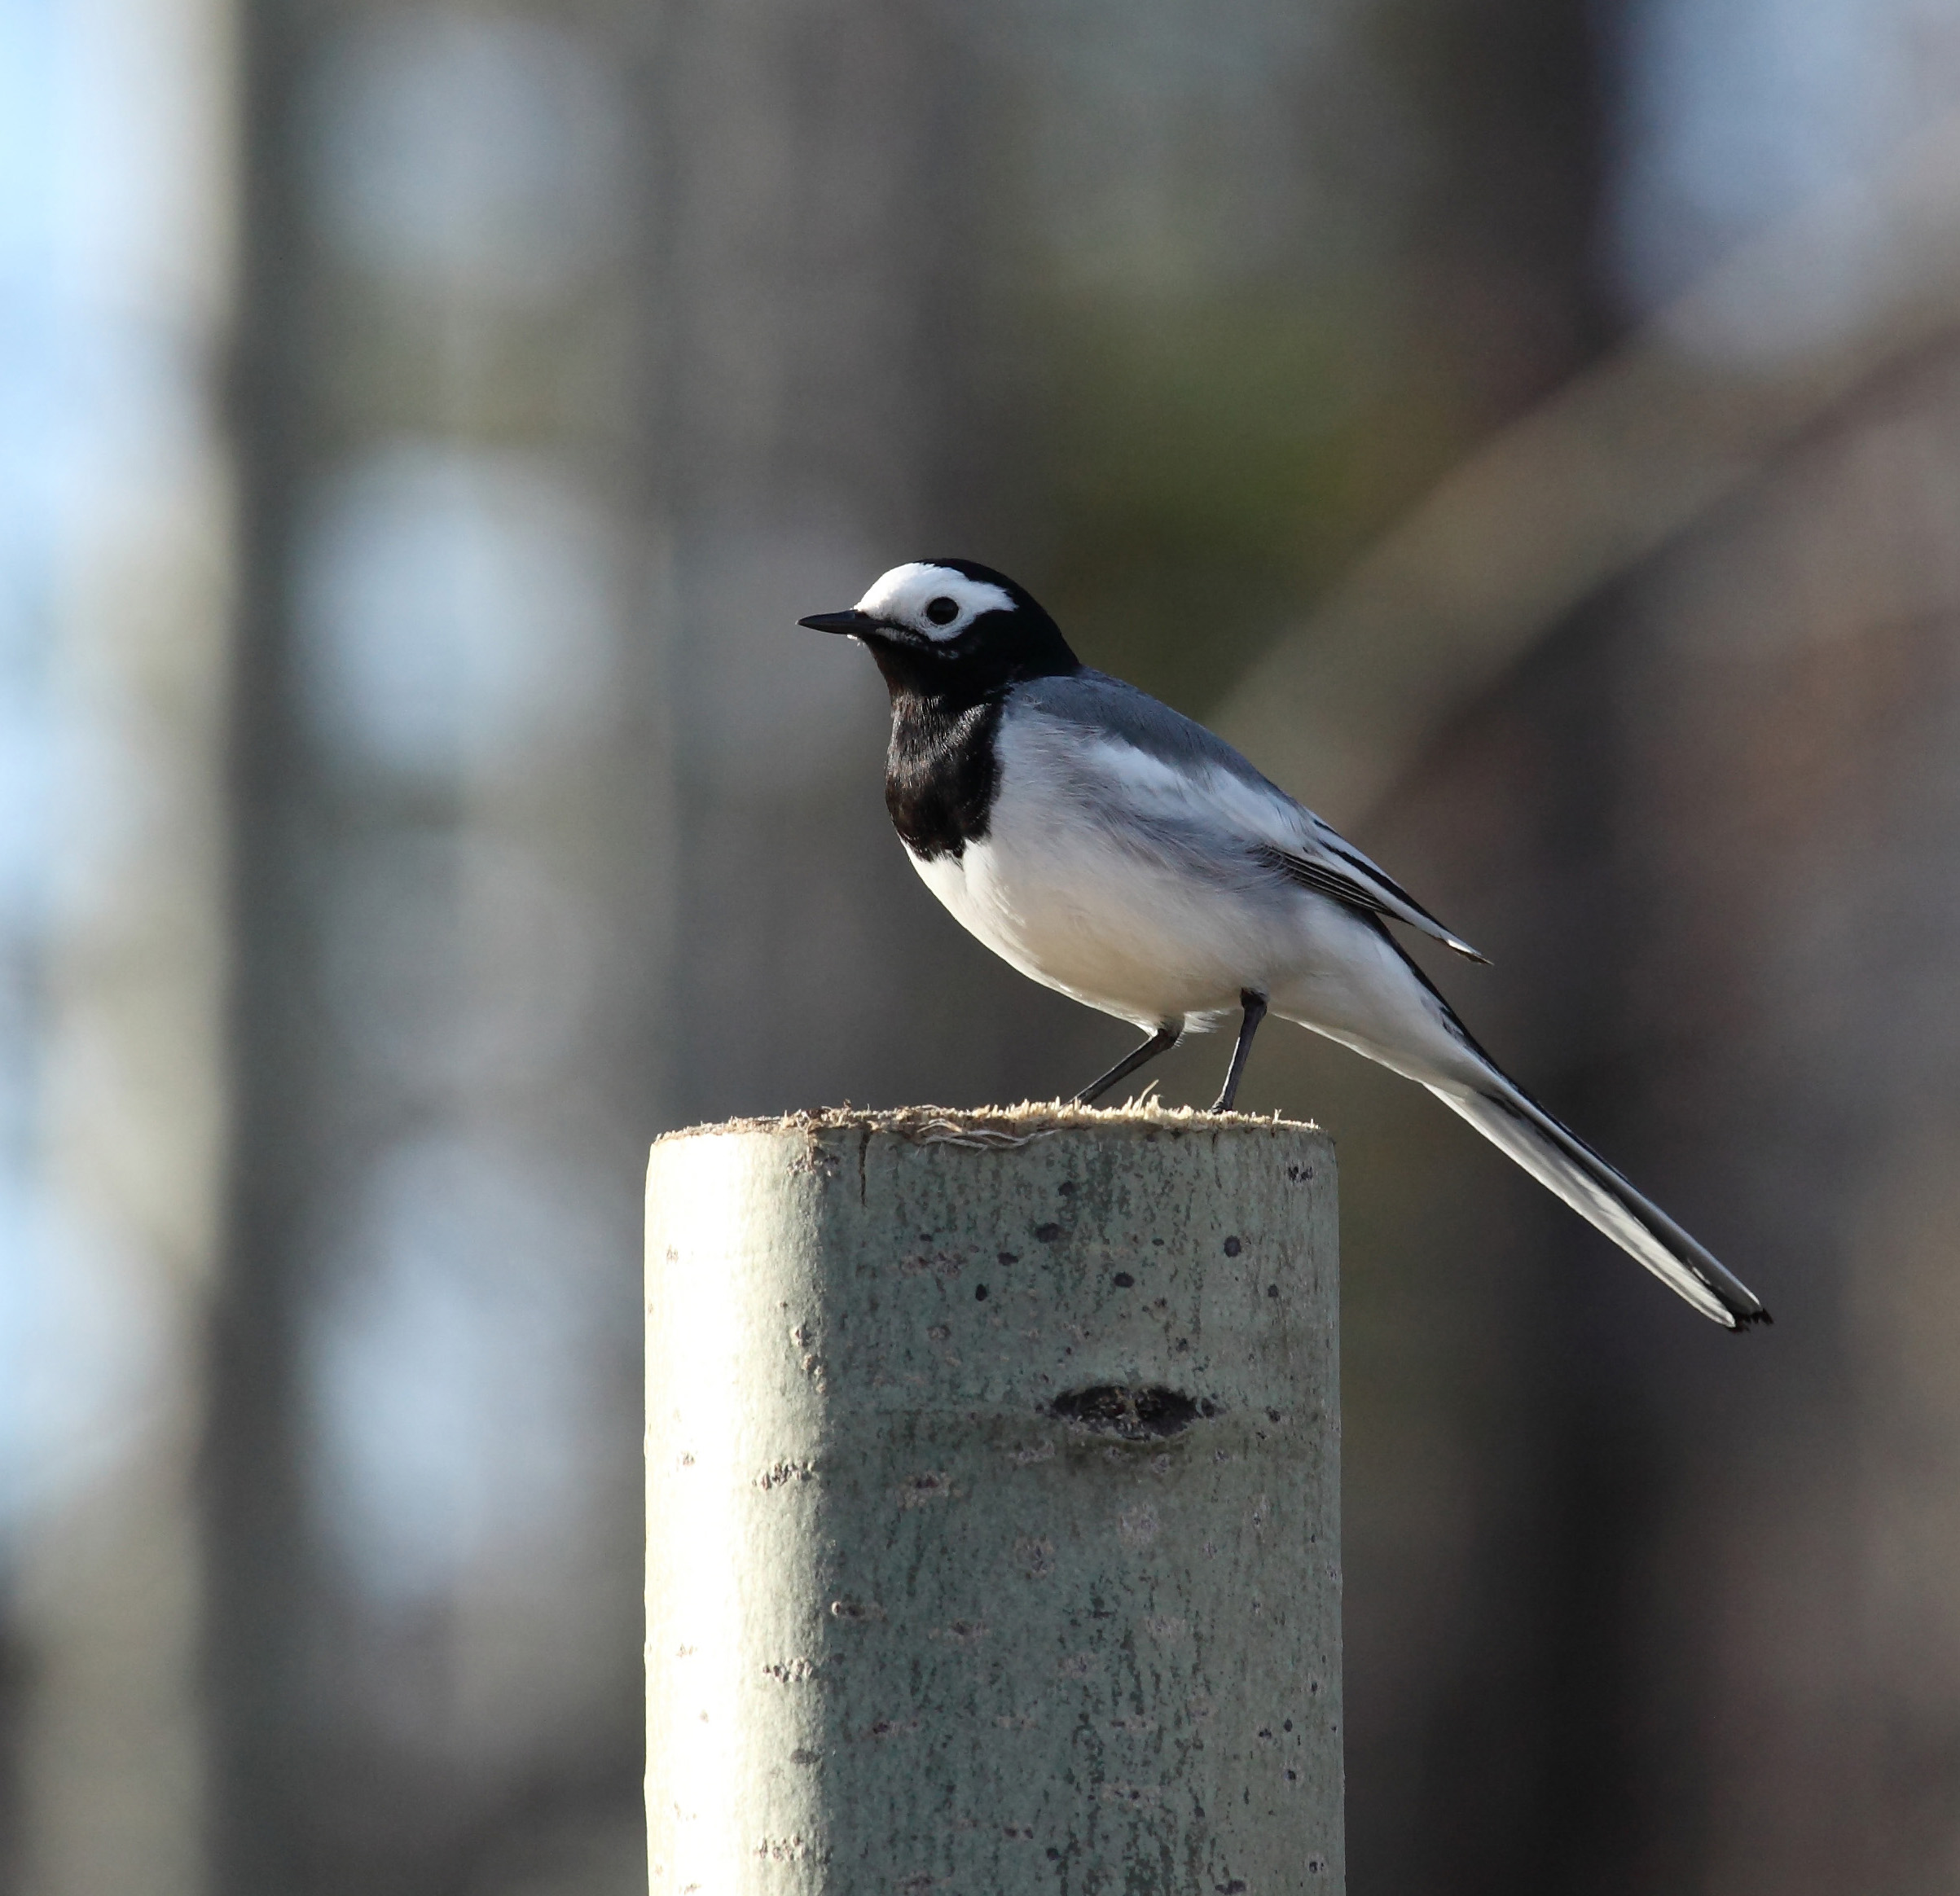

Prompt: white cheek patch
xmin=855 ymin=562 xmax=1014 ymax=640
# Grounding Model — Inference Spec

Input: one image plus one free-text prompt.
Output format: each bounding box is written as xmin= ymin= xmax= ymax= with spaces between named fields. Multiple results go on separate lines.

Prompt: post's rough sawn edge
xmin=650 ymin=1099 xmax=1325 ymax=1152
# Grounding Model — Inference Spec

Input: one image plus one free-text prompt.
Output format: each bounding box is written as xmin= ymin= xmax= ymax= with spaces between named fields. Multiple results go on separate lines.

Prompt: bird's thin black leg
xmin=1211 ymin=990 xmax=1268 ymax=1113
xmin=1074 ymin=1022 xmax=1182 ymax=1106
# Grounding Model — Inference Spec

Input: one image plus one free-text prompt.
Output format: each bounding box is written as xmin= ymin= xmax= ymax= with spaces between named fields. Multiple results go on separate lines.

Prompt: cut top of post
xmin=648 ymin=1104 xmax=1335 ymax=1420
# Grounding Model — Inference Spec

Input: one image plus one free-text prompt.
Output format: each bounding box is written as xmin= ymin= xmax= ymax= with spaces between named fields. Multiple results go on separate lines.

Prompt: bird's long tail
xmin=1431 ymin=1077 xmax=1769 ymax=1328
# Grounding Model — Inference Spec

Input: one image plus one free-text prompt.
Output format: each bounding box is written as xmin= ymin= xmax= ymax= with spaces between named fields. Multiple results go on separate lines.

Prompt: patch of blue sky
xmin=0 ymin=0 xmax=183 ymax=1545
xmin=305 ymin=1133 xmax=623 ymax=1606
xmin=0 ymin=0 xmax=68 ymax=1547
xmin=1612 ymin=0 xmax=1960 ymax=309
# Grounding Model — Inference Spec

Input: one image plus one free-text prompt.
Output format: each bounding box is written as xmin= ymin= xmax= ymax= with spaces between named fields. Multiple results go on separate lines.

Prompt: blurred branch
xmin=1215 ymin=110 xmax=1960 ymax=827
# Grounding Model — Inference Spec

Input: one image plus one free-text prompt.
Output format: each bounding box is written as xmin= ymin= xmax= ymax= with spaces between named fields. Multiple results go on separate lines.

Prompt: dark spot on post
xmin=1283 ymin=1718 xmax=1294 ymax=1731
xmin=1034 ymin=1223 xmax=1064 ymax=1243
xmin=1268 ymin=1408 xmax=1281 ymax=1423
xmin=1111 ymin=1271 xmax=1135 ymax=1288
xmin=1285 ymin=1768 xmax=1299 ymax=1781
xmin=899 ymin=1471 xmax=953 ymax=1508
xmin=1058 ymin=1179 xmax=1077 ymax=1196
xmin=1267 ymin=1284 xmax=1279 ymax=1299
xmin=1047 ymin=1848 xmax=1061 ymax=1862
xmin=1047 ymin=1386 xmax=1219 ymax=1439
xmin=975 ymin=1284 xmax=989 ymax=1302
xmin=1216 ymin=1882 xmax=1248 ymax=1894
xmin=1223 ymin=1235 xmax=1241 ymax=1257
xmin=997 ymin=1251 xmax=1019 ymax=1266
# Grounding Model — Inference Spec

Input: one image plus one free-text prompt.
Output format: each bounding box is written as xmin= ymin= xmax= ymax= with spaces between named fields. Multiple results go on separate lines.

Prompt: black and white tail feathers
xmin=1435 ymin=1077 xmax=1769 ymax=1329
xmin=1368 ymin=920 xmax=1768 ymax=1328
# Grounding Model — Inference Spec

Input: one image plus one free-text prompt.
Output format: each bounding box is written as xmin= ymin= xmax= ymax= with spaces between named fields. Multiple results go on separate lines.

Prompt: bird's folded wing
xmin=1007 ymin=673 xmax=1487 ymax=961
xmin=1257 ymin=819 xmax=1488 ymax=962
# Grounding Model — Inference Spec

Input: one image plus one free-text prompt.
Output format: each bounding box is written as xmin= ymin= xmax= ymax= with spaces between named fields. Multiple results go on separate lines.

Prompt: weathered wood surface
xmin=647 ymin=1106 xmax=1343 ymax=1895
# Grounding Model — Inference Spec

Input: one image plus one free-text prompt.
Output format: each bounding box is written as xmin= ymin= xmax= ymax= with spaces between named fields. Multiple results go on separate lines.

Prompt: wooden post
xmin=646 ymin=1107 xmax=1343 ymax=1894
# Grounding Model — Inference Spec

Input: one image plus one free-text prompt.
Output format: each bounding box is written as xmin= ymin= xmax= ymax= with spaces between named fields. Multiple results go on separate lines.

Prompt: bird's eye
xmin=924 ymin=595 xmax=960 ymax=626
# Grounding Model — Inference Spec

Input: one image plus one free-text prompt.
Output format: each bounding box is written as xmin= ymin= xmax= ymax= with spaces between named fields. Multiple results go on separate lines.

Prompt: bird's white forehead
xmin=855 ymin=562 xmax=1013 ymax=628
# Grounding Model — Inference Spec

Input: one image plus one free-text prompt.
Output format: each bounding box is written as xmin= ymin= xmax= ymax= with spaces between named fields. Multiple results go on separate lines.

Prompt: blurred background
xmin=6 ymin=0 xmax=1960 ymax=1889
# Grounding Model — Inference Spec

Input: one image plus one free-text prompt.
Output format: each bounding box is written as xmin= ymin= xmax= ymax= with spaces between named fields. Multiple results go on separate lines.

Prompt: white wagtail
xmin=801 ymin=559 xmax=1768 ymax=1329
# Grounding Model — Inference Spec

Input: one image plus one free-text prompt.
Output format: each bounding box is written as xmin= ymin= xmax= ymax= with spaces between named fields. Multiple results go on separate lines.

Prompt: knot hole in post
xmin=1045 ymin=1385 xmax=1221 ymax=1440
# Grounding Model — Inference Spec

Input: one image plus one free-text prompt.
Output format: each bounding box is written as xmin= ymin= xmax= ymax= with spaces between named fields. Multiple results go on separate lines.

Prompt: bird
xmin=801 ymin=558 xmax=1769 ymax=1329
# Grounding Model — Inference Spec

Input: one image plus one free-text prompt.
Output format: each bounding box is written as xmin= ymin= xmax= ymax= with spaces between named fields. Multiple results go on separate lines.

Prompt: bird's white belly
xmin=907 ymin=814 xmax=1277 ymax=1028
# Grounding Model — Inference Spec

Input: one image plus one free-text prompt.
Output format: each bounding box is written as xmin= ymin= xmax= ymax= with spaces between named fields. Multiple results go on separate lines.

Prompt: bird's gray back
xmin=1009 ymin=670 xmax=1290 ymax=801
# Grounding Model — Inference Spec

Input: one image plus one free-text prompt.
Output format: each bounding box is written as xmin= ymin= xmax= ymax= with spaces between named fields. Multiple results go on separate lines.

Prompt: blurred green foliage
xmin=1025 ymin=284 xmax=1481 ymax=712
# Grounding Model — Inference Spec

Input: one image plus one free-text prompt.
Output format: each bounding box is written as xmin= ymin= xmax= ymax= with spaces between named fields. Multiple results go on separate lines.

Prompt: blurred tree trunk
xmin=212 ymin=0 xmax=675 ymax=1886
xmin=1607 ymin=350 xmax=1960 ymax=1896
xmin=1245 ymin=4 xmax=1633 ymax=1893
xmin=209 ymin=2 xmax=1055 ymax=1893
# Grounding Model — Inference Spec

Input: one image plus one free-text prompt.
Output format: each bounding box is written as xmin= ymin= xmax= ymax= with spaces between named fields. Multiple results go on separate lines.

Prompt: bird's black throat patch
xmin=883 ymin=687 xmax=1004 ymax=861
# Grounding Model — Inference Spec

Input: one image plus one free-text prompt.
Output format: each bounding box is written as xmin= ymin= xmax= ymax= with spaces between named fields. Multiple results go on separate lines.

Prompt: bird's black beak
xmin=798 ymin=608 xmax=880 ymax=636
